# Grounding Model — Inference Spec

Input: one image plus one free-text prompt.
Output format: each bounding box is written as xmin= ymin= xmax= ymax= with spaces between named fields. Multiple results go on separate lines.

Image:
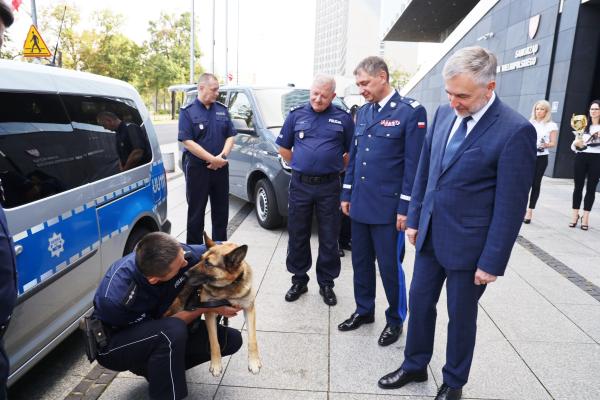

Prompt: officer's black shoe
xmin=435 ymin=384 xmax=462 ymax=400
xmin=319 ymin=285 xmax=337 ymax=306
xmin=285 ymin=283 xmax=308 ymax=302
xmin=339 ymin=241 xmax=352 ymax=251
xmin=378 ymin=323 xmax=403 ymax=346
xmin=378 ymin=367 xmax=428 ymax=389
xmin=338 ymin=312 xmax=375 ymax=331
xmin=338 ymin=248 xmax=345 ymax=257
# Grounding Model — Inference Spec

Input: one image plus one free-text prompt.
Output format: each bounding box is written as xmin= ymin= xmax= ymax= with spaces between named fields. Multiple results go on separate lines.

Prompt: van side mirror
xmin=232 ymin=118 xmax=257 ymax=135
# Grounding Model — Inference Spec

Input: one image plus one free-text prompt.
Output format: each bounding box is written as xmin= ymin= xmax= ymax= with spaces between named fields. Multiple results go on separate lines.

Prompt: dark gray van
xmin=183 ymin=86 xmax=348 ymax=229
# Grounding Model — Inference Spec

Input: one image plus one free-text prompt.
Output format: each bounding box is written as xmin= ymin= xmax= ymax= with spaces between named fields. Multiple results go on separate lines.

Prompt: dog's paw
xmin=209 ymin=361 xmax=223 ymax=377
xmin=248 ymin=357 xmax=262 ymax=374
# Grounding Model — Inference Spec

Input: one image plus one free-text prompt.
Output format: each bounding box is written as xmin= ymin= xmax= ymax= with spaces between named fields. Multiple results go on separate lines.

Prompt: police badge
xmin=299 ymin=131 xmax=304 ymax=139
xmin=199 ymin=123 xmax=204 ymax=130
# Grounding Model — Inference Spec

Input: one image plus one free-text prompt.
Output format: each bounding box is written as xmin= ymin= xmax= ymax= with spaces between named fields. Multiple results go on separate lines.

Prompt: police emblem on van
xmin=48 ymin=232 xmax=65 ymax=257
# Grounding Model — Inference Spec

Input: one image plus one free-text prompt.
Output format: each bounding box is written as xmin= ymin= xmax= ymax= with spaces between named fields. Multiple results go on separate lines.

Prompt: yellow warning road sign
xmin=23 ymin=25 xmax=52 ymax=58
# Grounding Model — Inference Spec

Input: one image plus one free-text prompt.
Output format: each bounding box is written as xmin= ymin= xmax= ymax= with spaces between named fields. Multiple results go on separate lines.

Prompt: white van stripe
xmin=13 ymin=231 xmax=28 ymax=242
xmin=30 ymin=223 xmax=45 ymax=234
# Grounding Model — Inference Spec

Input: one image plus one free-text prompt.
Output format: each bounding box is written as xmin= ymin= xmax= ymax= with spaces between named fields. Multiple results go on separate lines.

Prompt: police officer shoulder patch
xmin=289 ymin=104 xmax=303 ymax=113
xmin=399 ymin=96 xmax=421 ymax=109
xmin=215 ymin=100 xmax=227 ymax=108
xmin=334 ymin=104 xmax=350 ymax=113
xmin=181 ymin=102 xmax=194 ymax=110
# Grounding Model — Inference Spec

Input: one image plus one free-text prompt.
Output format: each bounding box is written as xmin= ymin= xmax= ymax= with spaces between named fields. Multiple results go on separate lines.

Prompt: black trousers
xmin=572 ymin=152 xmax=600 ymax=211
xmin=0 ymin=340 xmax=7 ymax=400
xmin=528 ymin=155 xmax=548 ymax=209
xmin=183 ymin=155 xmax=229 ymax=244
xmin=286 ymin=172 xmax=341 ymax=287
xmin=338 ymin=172 xmax=351 ymax=246
xmin=97 ymin=318 xmax=242 ymax=400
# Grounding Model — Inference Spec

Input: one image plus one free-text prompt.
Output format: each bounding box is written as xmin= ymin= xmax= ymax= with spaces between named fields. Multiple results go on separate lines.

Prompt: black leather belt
xmin=295 ymin=172 xmax=339 ymax=185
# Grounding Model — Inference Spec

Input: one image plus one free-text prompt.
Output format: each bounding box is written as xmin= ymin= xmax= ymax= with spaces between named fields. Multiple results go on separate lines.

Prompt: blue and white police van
xmin=0 ymin=60 xmax=170 ymax=385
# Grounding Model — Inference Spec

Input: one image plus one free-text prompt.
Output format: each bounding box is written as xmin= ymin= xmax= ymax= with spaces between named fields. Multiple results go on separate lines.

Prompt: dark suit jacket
xmin=406 ymin=96 xmax=536 ymax=276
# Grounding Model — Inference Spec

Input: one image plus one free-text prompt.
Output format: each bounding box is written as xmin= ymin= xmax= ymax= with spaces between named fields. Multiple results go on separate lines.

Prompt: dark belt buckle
xmin=308 ymin=176 xmax=321 ymax=184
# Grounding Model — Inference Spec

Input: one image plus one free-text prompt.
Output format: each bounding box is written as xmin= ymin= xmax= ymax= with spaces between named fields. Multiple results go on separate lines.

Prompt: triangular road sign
xmin=23 ymin=25 xmax=52 ymax=58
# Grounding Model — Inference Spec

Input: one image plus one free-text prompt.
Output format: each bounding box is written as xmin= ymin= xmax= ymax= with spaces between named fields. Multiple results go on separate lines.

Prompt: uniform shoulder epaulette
xmin=215 ymin=100 xmax=227 ymax=108
xmin=289 ymin=104 xmax=303 ymax=113
xmin=334 ymin=104 xmax=351 ymax=114
xmin=399 ymin=96 xmax=421 ymax=109
xmin=181 ymin=102 xmax=194 ymax=110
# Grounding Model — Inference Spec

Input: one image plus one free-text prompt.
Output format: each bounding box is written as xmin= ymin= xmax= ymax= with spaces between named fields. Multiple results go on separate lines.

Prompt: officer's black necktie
xmin=372 ymin=103 xmax=380 ymax=120
xmin=442 ymin=116 xmax=472 ymax=170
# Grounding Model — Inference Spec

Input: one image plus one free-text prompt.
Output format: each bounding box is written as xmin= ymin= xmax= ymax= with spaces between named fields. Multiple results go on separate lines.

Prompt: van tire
xmin=254 ymin=178 xmax=283 ymax=229
xmin=124 ymin=226 xmax=152 ymax=256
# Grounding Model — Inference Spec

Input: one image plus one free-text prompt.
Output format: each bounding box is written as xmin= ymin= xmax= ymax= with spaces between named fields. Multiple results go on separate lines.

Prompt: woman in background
xmin=524 ymin=100 xmax=557 ymax=224
xmin=570 ymin=99 xmax=600 ymax=230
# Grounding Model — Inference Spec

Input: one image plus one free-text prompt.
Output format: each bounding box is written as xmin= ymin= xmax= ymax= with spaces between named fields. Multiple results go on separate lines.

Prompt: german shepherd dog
xmin=165 ymin=233 xmax=262 ymax=376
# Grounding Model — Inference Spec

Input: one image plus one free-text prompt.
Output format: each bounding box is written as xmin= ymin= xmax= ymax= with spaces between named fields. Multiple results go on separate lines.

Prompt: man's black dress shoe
xmin=435 ymin=383 xmax=462 ymax=400
xmin=285 ymin=283 xmax=307 ymax=302
xmin=338 ymin=248 xmax=345 ymax=257
xmin=338 ymin=312 xmax=375 ymax=331
xmin=378 ymin=323 xmax=403 ymax=346
xmin=378 ymin=367 xmax=428 ymax=389
xmin=339 ymin=241 xmax=352 ymax=251
xmin=319 ymin=285 xmax=337 ymax=306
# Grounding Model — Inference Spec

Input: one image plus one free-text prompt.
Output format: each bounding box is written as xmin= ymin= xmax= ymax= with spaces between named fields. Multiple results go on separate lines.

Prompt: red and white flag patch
xmin=417 ymin=121 xmax=426 ymax=128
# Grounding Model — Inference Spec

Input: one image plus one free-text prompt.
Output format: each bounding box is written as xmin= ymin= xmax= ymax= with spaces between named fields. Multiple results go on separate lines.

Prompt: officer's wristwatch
xmin=221 ymin=154 xmax=227 ymax=160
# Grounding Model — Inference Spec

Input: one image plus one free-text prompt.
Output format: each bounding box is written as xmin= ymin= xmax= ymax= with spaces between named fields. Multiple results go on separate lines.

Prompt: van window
xmin=228 ymin=91 xmax=254 ymax=129
xmin=0 ymin=92 xmax=151 ymax=209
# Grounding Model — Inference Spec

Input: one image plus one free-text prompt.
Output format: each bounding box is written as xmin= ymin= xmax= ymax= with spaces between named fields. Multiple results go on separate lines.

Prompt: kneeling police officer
xmin=90 ymin=232 xmax=242 ymax=400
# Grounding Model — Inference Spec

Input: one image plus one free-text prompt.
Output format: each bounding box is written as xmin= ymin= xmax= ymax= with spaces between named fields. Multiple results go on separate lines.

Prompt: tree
xmin=390 ymin=68 xmax=412 ymax=91
xmin=39 ymin=3 xmax=82 ymax=68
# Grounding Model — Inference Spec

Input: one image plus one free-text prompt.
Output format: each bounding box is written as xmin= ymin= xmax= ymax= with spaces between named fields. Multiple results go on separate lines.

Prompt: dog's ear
xmin=203 ymin=232 xmax=216 ymax=248
xmin=224 ymin=245 xmax=248 ymax=270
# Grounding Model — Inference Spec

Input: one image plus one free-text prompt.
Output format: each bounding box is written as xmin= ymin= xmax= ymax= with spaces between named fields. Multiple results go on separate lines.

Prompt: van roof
xmin=0 ymin=59 xmax=139 ymax=99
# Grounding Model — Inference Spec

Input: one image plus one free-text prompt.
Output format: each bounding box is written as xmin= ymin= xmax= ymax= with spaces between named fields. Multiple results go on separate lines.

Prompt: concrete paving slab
xmin=512 ymin=341 xmax=600 ymax=400
xmin=330 ymin=393 xmax=432 ymax=400
xmin=97 ymin=376 xmax=218 ymax=399
xmin=253 ymin=291 xmax=329 ymax=334
xmin=429 ymin=339 xmax=552 ymax=400
xmin=221 ymin=331 xmax=329 ymax=391
xmin=214 ymin=386 xmax=327 ymax=399
xmin=554 ymin=303 xmax=600 ymax=343
xmin=329 ymin=334 xmax=437 ymax=396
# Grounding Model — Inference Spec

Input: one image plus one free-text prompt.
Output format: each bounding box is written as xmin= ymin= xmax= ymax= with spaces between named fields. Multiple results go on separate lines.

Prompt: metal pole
xmin=190 ymin=0 xmax=195 ymax=84
xmin=211 ymin=0 xmax=215 ymax=73
xmin=31 ymin=0 xmax=37 ymax=26
xmin=225 ymin=0 xmax=228 ymax=83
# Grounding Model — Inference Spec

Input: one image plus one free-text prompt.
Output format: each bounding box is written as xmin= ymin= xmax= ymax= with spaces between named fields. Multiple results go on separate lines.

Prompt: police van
xmin=0 ymin=60 xmax=170 ymax=385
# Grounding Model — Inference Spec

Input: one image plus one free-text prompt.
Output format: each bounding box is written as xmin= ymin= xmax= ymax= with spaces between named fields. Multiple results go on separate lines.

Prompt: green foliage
xmin=33 ymin=3 xmax=202 ymax=114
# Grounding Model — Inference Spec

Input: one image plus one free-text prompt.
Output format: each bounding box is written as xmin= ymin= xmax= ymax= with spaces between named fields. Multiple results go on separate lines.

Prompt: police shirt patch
xmin=299 ymin=131 xmax=305 ymax=139
xmin=328 ymin=118 xmax=342 ymax=125
xmin=216 ymin=111 xmax=226 ymax=116
xmin=381 ymin=119 xmax=401 ymax=127
xmin=410 ymin=100 xmax=420 ymax=108
xmin=122 ymin=282 xmax=138 ymax=307
xmin=418 ymin=121 xmax=426 ymax=128
xmin=199 ymin=123 xmax=204 ymax=130
xmin=390 ymin=102 xmax=397 ymax=108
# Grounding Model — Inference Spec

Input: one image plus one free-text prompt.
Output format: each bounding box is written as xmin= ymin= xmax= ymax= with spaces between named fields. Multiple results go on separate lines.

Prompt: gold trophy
xmin=571 ymin=114 xmax=588 ymax=151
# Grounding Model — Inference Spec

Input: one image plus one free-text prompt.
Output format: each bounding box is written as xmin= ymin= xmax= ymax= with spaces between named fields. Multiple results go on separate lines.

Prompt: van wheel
xmin=254 ymin=178 xmax=283 ymax=229
xmin=124 ymin=226 xmax=152 ymax=256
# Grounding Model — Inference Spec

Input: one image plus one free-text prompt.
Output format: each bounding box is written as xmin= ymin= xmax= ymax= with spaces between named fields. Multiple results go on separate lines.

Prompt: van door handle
xmin=14 ymin=244 xmax=23 ymax=256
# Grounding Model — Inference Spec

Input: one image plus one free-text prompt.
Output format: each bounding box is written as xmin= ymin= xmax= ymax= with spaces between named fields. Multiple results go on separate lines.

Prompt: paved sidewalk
xmin=97 ymin=176 xmax=600 ymax=400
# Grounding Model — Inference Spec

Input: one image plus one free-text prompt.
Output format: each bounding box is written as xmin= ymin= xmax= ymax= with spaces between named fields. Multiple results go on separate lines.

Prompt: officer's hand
xmin=207 ymin=155 xmax=228 ymax=169
xmin=214 ymin=305 xmax=242 ymax=318
xmin=396 ymin=214 xmax=407 ymax=231
xmin=341 ymin=201 xmax=350 ymax=216
xmin=406 ymin=228 xmax=418 ymax=246
xmin=474 ymin=268 xmax=497 ymax=285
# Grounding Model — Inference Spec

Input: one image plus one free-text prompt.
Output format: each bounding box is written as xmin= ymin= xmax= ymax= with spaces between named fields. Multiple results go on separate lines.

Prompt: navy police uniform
xmin=115 ymin=121 xmax=150 ymax=169
xmin=341 ymin=91 xmax=426 ymax=326
xmin=178 ymin=99 xmax=236 ymax=244
xmin=0 ymin=206 xmax=17 ymax=398
xmin=93 ymin=244 xmax=242 ymax=400
xmin=276 ymin=103 xmax=354 ymax=288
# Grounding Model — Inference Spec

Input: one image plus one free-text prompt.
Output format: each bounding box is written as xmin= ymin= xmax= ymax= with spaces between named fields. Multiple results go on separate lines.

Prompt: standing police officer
xmin=179 ymin=73 xmax=236 ymax=245
xmin=93 ymin=232 xmax=242 ymax=400
xmin=0 ymin=2 xmax=18 ymax=397
xmin=97 ymin=111 xmax=150 ymax=171
xmin=276 ymin=75 xmax=354 ymax=306
xmin=338 ymin=57 xmax=427 ymax=346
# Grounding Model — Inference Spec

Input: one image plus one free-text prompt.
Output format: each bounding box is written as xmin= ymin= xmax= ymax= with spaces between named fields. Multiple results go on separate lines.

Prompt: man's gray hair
xmin=198 ymin=72 xmax=218 ymax=86
xmin=135 ymin=232 xmax=181 ymax=277
xmin=353 ymin=56 xmax=390 ymax=82
xmin=312 ymin=74 xmax=336 ymax=92
xmin=443 ymin=46 xmax=497 ymax=86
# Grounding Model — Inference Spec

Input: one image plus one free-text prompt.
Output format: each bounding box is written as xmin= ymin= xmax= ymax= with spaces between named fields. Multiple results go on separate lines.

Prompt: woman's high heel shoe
xmin=569 ymin=215 xmax=581 ymax=228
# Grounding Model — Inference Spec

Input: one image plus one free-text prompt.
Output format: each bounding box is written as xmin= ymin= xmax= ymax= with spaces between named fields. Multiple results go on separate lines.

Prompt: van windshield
xmin=253 ymin=88 xmax=347 ymax=128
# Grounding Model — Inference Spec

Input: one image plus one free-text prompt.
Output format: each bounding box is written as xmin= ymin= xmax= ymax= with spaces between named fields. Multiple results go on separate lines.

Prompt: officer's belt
xmin=295 ymin=172 xmax=339 ymax=185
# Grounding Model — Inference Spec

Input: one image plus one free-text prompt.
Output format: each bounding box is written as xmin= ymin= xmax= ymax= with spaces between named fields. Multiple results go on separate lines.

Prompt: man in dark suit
xmin=338 ymin=56 xmax=426 ymax=346
xmin=377 ymin=47 xmax=536 ymax=400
